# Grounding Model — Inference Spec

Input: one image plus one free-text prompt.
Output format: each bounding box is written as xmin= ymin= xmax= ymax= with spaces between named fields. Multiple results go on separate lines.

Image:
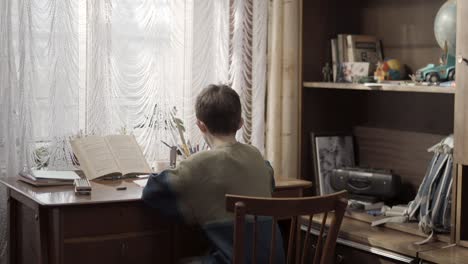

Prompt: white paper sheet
xmin=133 ymin=179 xmax=148 ymax=188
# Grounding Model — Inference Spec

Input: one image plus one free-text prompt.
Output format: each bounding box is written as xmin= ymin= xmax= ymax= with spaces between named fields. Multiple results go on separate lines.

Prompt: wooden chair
xmin=226 ymin=190 xmax=348 ymax=264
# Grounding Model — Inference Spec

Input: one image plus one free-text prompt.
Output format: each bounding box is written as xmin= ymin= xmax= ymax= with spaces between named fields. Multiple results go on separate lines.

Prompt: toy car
xmin=415 ymin=54 xmax=455 ymax=83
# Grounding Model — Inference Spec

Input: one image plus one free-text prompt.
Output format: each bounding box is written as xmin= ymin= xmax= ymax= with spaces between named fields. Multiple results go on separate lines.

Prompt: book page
xmin=71 ymin=136 xmax=122 ymax=180
xmin=105 ymin=135 xmax=152 ymax=177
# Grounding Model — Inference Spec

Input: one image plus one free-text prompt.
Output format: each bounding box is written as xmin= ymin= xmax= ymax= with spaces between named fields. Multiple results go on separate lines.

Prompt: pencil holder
xmin=169 ymin=146 xmax=177 ymax=168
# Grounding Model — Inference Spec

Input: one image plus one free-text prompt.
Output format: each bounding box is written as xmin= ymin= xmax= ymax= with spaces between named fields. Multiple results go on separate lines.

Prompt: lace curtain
xmin=0 ymin=0 xmax=267 ymax=261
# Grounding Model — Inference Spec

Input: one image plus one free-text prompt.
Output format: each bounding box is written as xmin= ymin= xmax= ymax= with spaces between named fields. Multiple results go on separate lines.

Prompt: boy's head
xmin=195 ymin=84 xmax=242 ymax=136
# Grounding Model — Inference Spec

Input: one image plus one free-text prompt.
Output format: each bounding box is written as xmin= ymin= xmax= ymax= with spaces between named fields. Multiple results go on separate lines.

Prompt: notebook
xmin=18 ymin=170 xmax=80 ymax=187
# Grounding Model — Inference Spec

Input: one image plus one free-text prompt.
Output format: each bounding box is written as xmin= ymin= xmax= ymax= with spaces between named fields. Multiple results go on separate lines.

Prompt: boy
xmin=142 ymin=84 xmax=284 ymax=263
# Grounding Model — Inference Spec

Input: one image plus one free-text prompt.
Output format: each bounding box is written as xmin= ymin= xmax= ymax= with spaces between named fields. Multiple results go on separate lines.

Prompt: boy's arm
xmin=141 ymin=171 xmax=184 ymax=221
xmin=142 ymin=160 xmax=196 ymax=223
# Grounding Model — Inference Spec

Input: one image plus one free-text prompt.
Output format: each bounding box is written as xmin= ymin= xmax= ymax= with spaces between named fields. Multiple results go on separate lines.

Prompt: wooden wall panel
xmin=302 ymin=0 xmax=339 ymax=81
xmin=358 ymin=0 xmax=444 ymax=73
xmin=354 ymin=126 xmax=445 ymax=202
xmin=363 ymin=92 xmax=454 ymax=135
xmin=301 ymin=89 xmax=366 ymax=183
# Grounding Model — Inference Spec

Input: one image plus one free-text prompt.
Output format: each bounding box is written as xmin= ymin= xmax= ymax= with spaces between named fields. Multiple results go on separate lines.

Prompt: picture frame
xmin=311 ymin=133 xmax=356 ymax=195
xmin=337 ymin=62 xmax=370 ymax=83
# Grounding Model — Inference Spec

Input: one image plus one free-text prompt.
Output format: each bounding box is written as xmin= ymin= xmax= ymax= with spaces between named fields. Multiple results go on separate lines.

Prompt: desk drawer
xmin=301 ymin=231 xmax=412 ymax=264
xmin=61 ymin=202 xmax=171 ymax=238
xmin=64 ymin=230 xmax=172 ymax=264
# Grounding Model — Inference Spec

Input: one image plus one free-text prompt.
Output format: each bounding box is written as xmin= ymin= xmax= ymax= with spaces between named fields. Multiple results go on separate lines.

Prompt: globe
xmin=434 ymin=0 xmax=457 ymax=55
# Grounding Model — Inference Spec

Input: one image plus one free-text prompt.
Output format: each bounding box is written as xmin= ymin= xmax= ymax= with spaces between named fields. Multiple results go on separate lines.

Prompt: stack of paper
xmin=19 ymin=170 xmax=80 ymax=186
xmin=348 ymin=199 xmax=384 ymax=211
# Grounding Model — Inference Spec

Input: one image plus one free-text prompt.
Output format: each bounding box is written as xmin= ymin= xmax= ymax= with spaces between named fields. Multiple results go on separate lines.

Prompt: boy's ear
xmin=196 ymin=120 xmax=209 ymax=133
xmin=238 ymin=117 xmax=244 ymax=130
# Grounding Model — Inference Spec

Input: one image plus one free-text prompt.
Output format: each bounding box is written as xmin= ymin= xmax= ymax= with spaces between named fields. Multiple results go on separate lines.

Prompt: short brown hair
xmin=195 ymin=84 xmax=242 ymax=135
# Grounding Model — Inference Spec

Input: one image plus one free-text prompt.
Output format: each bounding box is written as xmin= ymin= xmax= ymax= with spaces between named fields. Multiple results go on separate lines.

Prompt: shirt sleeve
xmin=142 ymin=160 xmax=196 ymax=223
xmin=141 ymin=171 xmax=184 ymax=222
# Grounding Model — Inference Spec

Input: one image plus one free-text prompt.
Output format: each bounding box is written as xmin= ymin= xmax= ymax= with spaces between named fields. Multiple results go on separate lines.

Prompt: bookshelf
xmin=303 ymin=82 xmax=456 ymax=94
xmin=299 ymin=0 xmax=468 ymax=256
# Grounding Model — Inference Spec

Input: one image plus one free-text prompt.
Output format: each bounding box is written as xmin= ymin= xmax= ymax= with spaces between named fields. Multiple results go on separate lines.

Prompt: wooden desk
xmin=1 ymin=176 xmax=311 ymax=264
xmin=2 ymin=177 xmax=175 ymax=264
xmin=273 ymin=177 xmax=312 ymax=198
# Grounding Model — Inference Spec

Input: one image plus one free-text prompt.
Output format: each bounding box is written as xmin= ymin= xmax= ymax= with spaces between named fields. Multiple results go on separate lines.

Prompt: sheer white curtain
xmin=0 ymin=0 xmax=267 ymax=260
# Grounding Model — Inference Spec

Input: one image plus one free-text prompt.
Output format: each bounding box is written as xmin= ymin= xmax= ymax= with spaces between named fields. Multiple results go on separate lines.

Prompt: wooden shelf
xmin=344 ymin=210 xmax=450 ymax=243
xmin=303 ymin=82 xmax=456 ymax=94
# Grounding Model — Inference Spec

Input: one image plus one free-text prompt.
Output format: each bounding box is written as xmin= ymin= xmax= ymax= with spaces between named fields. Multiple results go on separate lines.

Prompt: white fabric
xmin=0 ymin=0 xmax=267 ymax=260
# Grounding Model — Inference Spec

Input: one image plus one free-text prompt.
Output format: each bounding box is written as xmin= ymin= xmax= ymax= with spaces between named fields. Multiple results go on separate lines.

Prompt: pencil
xmin=161 ymin=140 xmax=172 ymax=149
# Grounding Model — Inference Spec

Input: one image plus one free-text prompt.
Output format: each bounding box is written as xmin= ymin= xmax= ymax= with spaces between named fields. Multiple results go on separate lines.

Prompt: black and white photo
xmin=311 ymin=133 xmax=355 ymax=195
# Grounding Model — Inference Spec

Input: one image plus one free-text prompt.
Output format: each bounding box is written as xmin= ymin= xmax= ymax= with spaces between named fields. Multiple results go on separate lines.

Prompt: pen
xmin=187 ymin=140 xmax=193 ymax=154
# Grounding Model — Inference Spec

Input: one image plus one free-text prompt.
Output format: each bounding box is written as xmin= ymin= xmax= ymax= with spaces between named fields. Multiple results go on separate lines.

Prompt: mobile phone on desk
xmin=74 ymin=178 xmax=92 ymax=195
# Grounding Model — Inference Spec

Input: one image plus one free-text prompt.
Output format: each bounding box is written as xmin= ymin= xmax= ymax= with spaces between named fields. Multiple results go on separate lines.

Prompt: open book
xmin=71 ymin=135 xmax=152 ymax=180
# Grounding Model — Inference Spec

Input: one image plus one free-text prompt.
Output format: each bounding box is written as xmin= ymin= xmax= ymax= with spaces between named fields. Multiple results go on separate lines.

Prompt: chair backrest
xmin=226 ymin=190 xmax=348 ymax=264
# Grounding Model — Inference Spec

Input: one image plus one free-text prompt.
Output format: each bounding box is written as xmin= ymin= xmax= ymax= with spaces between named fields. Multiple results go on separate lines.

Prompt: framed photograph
xmin=337 ymin=62 xmax=370 ymax=83
xmin=311 ymin=133 xmax=356 ymax=195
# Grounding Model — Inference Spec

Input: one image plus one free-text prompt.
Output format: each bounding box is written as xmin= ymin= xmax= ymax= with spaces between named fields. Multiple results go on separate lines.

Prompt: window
xmin=1 ymin=0 xmax=266 ymax=171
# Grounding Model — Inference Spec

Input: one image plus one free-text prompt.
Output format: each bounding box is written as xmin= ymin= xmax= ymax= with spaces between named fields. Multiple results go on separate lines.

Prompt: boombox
xmin=330 ymin=167 xmax=400 ymax=200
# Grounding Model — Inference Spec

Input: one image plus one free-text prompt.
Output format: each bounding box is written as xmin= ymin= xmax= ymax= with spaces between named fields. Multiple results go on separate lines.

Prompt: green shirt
xmin=163 ymin=142 xmax=273 ymax=225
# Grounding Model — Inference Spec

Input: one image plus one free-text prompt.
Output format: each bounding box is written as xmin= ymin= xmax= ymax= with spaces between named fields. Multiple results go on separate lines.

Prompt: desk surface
xmin=0 ymin=177 xmax=144 ymax=206
xmin=274 ymin=177 xmax=313 ymax=190
xmin=0 ymin=176 xmax=312 ymax=207
xmin=300 ymin=214 xmax=468 ymax=263
xmin=301 ymin=214 xmax=447 ymax=258
xmin=418 ymin=245 xmax=468 ymax=264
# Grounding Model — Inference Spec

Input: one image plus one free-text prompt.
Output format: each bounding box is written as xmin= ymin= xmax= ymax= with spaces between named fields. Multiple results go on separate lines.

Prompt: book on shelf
xmin=346 ymin=34 xmax=383 ymax=73
xmin=331 ymin=38 xmax=338 ymax=82
xmin=19 ymin=170 xmax=80 ymax=186
xmin=71 ymin=135 xmax=152 ymax=180
xmin=337 ymin=34 xmax=347 ymax=64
